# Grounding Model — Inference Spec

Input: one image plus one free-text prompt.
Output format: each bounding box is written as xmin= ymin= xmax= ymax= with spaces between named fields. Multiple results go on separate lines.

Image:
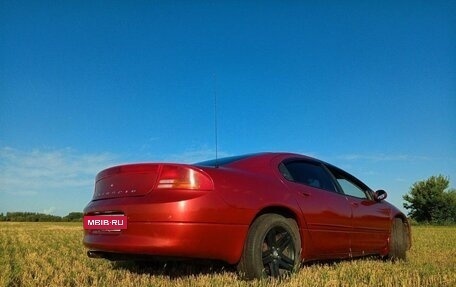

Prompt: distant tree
xmin=403 ymin=175 xmax=456 ymax=224
xmin=63 ymin=212 xmax=83 ymax=222
xmin=4 ymin=211 xmax=62 ymax=222
xmin=0 ymin=211 xmax=86 ymax=222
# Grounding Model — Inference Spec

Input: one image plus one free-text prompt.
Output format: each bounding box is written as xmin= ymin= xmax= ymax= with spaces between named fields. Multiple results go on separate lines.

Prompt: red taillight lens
xmin=156 ymin=165 xmax=214 ymax=191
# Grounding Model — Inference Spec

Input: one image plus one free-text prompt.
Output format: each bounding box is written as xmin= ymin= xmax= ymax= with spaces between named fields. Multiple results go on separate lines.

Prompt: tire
xmin=387 ymin=218 xmax=407 ymax=261
xmin=237 ymin=214 xmax=301 ymax=279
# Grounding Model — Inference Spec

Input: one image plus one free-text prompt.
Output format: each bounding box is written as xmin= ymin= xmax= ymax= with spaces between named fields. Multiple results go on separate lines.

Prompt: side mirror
xmin=374 ymin=189 xmax=387 ymax=202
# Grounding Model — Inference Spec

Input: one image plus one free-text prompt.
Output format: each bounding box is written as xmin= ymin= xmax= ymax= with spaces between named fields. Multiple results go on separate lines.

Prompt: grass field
xmin=1 ymin=223 xmax=455 ymax=287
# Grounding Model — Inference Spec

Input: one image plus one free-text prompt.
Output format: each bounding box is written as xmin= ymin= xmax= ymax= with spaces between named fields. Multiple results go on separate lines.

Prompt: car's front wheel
xmin=387 ymin=218 xmax=408 ymax=261
xmin=237 ymin=214 xmax=301 ymax=279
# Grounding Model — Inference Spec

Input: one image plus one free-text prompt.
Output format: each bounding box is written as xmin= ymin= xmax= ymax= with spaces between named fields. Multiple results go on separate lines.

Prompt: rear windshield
xmin=195 ymin=153 xmax=264 ymax=167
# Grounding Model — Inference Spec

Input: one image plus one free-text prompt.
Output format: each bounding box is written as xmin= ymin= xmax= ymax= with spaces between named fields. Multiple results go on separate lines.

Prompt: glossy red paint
xmin=83 ymin=152 xmax=411 ymax=270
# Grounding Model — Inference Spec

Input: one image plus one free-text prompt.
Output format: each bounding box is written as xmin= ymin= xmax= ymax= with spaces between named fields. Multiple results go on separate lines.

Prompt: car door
xmin=326 ymin=165 xmax=391 ymax=256
xmin=280 ymin=160 xmax=352 ymax=259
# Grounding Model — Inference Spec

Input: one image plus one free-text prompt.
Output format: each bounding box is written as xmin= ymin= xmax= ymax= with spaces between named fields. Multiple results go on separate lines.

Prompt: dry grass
xmin=1 ymin=223 xmax=455 ymax=287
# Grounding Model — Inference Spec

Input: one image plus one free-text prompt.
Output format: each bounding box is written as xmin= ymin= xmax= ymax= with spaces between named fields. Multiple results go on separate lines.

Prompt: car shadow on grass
xmin=112 ymin=255 xmax=389 ymax=279
xmin=301 ymin=255 xmax=389 ymax=267
xmin=112 ymin=259 xmax=237 ymax=279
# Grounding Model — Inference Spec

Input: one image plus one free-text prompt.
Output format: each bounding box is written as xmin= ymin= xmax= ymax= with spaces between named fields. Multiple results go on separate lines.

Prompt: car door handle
xmin=299 ymin=191 xmax=310 ymax=197
xmin=351 ymin=202 xmax=359 ymax=207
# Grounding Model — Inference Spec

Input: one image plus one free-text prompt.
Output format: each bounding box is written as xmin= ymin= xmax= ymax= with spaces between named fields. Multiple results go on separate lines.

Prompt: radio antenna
xmin=214 ymin=73 xmax=219 ymax=167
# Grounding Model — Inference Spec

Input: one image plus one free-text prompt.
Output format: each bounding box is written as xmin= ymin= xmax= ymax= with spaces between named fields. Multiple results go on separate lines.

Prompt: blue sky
xmin=1 ymin=1 xmax=455 ymax=216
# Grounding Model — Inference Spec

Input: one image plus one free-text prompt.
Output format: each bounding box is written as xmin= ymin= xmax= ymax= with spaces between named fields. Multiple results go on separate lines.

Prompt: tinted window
xmin=327 ymin=166 xmax=372 ymax=199
xmin=337 ymin=179 xmax=368 ymax=199
xmin=282 ymin=161 xmax=337 ymax=192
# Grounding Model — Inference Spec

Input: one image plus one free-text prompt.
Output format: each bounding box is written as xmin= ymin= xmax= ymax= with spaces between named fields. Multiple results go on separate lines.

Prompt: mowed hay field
xmin=1 ymin=223 xmax=455 ymax=287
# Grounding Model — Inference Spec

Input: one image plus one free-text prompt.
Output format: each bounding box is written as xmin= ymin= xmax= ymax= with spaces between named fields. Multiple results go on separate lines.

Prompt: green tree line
xmin=0 ymin=211 xmax=83 ymax=222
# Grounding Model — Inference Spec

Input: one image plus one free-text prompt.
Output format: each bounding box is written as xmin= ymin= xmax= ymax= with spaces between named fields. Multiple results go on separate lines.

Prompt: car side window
xmin=337 ymin=178 xmax=368 ymax=199
xmin=327 ymin=166 xmax=371 ymax=199
xmin=281 ymin=161 xmax=337 ymax=192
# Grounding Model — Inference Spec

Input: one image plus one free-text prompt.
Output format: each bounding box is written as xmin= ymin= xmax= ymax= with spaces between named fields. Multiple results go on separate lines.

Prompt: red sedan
xmin=83 ymin=152 xmax=411 ymax=279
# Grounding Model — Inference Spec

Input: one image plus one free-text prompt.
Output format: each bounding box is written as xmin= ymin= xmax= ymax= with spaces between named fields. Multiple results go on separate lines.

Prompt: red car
xmin=83 ymin=152 xmax=411 ymax=279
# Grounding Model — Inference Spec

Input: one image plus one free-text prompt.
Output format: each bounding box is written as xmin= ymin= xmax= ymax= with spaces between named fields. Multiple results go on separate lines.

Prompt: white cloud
xmin=0 ymin=147 xmax=118 ymax=196
xmin=43 ymin=206 xmax=56 ymax=215
xmin=337 ymin=153 xmax=431 ymax=162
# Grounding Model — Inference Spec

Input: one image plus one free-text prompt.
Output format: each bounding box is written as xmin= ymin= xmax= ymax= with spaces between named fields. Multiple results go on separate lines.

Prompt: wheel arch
xmin=253 ymin=205 xmax=301 ymax=227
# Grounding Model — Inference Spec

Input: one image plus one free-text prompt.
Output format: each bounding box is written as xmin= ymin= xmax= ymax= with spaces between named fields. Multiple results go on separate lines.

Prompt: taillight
xmin=156 ymin=165 xmax=214 ymax=191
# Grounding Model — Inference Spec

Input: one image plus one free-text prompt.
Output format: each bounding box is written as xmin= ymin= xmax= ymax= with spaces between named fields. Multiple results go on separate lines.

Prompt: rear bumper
xmin=84 ymin=221 xmax=247 ymax=264
xmin=83 ymin=191 xmax=252 ymax=264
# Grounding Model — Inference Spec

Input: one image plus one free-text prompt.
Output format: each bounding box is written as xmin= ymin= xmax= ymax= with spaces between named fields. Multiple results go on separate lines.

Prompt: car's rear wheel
xmin=237 ymin=214 xmax=301 ymax=279
xmin=387 ymin=218 xmax=408 ymax=261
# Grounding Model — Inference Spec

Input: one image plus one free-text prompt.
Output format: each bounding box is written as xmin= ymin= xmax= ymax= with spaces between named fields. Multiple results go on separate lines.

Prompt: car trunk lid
xmin=93 ymin=164 xmax=160 ymax=200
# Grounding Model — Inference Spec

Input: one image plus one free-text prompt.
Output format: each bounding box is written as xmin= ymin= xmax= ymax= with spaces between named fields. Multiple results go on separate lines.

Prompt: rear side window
xmin=281 ymin=161 xmax=337 ymax=192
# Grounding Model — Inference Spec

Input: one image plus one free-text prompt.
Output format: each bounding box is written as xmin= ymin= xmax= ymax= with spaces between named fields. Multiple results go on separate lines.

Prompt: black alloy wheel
xmin=237 ymin=214 xmax=301 ymax=279
xmin=261 ymin=225 xmax=297 ymax=276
